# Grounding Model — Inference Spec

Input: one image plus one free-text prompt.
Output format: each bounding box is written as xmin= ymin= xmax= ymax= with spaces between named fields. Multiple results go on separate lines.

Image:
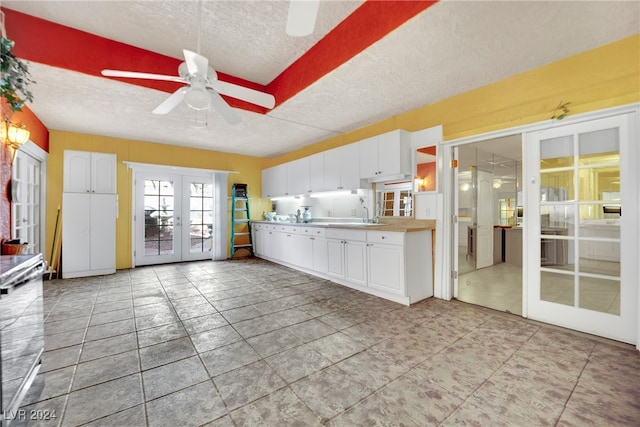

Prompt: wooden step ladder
xmin=230 ymin=183 xmax=254 ymax=258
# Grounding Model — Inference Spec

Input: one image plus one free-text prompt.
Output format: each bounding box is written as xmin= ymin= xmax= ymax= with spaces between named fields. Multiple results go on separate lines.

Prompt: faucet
xmin=362 ymin=206 xmax=369 ymax=223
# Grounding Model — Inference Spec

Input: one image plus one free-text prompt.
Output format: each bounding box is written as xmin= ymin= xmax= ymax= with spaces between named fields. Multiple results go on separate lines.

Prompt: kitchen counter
xmin=252 ymin=220 xmax=435 ymax=233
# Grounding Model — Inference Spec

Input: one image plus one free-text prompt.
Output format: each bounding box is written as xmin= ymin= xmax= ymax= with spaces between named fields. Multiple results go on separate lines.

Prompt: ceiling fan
xmin=287 ymin=0 xmax=320 ymax=37
xmin=101 ymin=49 xmax=275 ymax=125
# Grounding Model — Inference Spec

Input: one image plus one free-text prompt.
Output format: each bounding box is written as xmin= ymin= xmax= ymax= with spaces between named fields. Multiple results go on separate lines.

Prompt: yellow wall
xmin=266 ymin=34 xmax=640 ymax=166
xmin=45 ymin=133 xmax=272 ymax=269
xmin=45 ymin=34 xmax=639 ymax=270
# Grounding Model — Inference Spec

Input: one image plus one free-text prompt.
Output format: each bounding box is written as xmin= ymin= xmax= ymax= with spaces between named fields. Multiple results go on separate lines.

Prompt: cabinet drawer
xmin=367 ymin=231 xmax=404 ymax=245
xmin=275 ymin=224 xmax=301 ymax=234
xmin=301 ymin=227 xmax=325 ymax=237
xmin=326 ymin=228 xmax=366 ymax=241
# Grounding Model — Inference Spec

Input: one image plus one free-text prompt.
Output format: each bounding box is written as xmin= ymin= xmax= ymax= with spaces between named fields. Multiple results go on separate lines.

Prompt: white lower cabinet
xmin=367 ymin=241 xmax=404 ymax=296
xmin=300 ymin=227 xmax=328 ymax=274
xmin=326 ymin=229 xmax=368 ymax=288
xmin=254 ymin=223 xmax=433 ymax=305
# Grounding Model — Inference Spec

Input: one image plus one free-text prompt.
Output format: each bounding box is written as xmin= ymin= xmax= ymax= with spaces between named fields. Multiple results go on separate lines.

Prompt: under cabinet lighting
xmin=309 ymin=190 xmax=357 ymax=198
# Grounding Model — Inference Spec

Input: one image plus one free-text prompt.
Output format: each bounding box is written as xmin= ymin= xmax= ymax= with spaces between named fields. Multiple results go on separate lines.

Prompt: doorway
xmin=454 ymin=135 xmax=524 ymax=315
xmin=135 ymin=172 xmax=216 ymax=266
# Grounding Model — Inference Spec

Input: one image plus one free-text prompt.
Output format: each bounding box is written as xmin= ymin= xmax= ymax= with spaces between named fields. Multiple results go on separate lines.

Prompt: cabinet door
xmin=90 ymin=194 xmax=117 ymax=271
xmin=263 ymin=229 xmax=276 ymax=258
xmin=312 ymin=236 xmax=328 ymax=274
xmin=326 ymin=239 xmax=345 ymax=279
xmin=253 ymin=226 xmax=262 ymax=256
xmin=359 ymin=136 xmax=379 ymax=179
xmin=339 ymin=144 xmax=361 ymax=190
xmin=323 ymin=148 xmax=343 ymax=190
xmin=299 ymin=235 xmax=314 ymax=270
xmin=63 ymin=151 xmax=91 ymax=193
xmin=345 ymin=240 xmax=367 ymax=286
xmin=283 ymin=232 xmax=302 ymax=266
xmin=287 ymin=157 xmax=310 ymax=196
xmin=262 ymin=167 xmax=276 ymax=198
xmin=308 ymin=152 xmax=325 ymax=194
xmin=62 ymin=193 xmax=91 ymax=273
xmin=377 ymin=130 xmax=402 ymax=176
xmin=91 ymin=153 xmax=117 ymax=194
xmin=368 ymin=243 xmax=404 ymax=295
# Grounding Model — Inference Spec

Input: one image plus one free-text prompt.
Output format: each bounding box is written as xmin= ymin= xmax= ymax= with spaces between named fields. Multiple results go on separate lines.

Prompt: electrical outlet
xmin=351 ymin=209 xmax=356 ymax=216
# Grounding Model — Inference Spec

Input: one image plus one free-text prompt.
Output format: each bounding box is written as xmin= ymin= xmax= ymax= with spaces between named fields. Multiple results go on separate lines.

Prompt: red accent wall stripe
xmin=266 ymin=0 xmax=438 ymax=105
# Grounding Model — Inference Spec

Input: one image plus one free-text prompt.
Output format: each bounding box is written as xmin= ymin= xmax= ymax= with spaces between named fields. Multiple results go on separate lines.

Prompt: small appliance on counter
xmin=301 ymin=206 xmax=312 ymax=223
xmin=0 ymin=253 xmax=45 ymax=425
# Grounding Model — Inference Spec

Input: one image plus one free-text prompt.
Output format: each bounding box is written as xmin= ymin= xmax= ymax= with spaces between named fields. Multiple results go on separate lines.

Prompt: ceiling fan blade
xmin=210 ymin=81 xmax=276 ymax=109
xmin=183 ymin=49 xmax=209 ymax=77
xmin=209 ymin=90 xmax=241 ymax=125
xmin=101 ymin=69 xmax=185 ymax=84
xmin=287 ymin=0 xmax=320 ymax=37
xmin=152 ymin=87 xmax=188 ymax=115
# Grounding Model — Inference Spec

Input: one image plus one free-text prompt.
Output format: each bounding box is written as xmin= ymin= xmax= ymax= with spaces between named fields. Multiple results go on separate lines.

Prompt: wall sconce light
xmin=1 ymin=117 xmax=30 ymax=164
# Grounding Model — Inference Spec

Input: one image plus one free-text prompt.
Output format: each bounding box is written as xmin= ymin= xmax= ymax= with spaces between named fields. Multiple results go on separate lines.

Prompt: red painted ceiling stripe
xmin=3 ymin=8 xmax=268 ymax=113
xmin=266 ymin=0 xmax=439 ymax=105
xmin=2 ymin=1 xmax=438 ymax=116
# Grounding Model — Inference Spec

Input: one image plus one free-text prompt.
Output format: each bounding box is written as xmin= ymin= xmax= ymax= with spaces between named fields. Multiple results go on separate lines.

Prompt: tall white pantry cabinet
xmin=62 ymin=150 xmax=117 ymax=278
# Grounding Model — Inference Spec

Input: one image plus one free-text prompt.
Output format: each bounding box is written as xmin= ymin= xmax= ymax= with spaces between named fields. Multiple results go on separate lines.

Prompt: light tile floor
xmin=458 ymin=246 xmax=621 ymax=316
xmin=15 ymin=258 xmax=640 ymax=426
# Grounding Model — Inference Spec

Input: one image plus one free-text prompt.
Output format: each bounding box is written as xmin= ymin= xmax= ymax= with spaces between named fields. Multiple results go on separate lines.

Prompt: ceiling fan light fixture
xmin=184 ymin=87 xmax=211 ymax=110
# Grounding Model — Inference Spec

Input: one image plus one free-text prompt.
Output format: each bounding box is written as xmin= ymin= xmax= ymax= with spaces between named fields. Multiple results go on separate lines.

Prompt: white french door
xmin=135 ymin=173 xmax=215 ymax=266
xmin=11 ymin=150 xmax=41 ymax=254
xmin=525 ymin=113 xmax=638 ymax=343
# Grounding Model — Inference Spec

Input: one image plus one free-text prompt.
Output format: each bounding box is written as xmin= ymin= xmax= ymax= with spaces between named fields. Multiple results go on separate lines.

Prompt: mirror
xmin=414 ymin=145 xmax=437 ymax=192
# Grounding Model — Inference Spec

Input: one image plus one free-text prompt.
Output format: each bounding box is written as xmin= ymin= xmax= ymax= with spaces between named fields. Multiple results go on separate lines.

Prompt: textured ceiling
xmin=4 ymin=1 xmax=639 ymax=158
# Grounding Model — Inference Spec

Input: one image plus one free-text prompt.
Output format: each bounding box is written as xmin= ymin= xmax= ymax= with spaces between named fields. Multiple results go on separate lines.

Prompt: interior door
xmin=525 ymin=113 xmax=638 ymax=343
xmin=11 ymin=151 xmax=41 ymax=254
xmin=474 ymin=168 xmax=494 ymax=269
xmin=135 ymin=173 xmax=215 ymax=266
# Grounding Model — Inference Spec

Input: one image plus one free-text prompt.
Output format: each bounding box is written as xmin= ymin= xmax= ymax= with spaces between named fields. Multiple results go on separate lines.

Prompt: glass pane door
xmin=135 ymin=172 xmax=215 ymax=266
xmin=11 ymin=152 xmax=41 ymax=254
xmin=181 ymin=176 xmax=214 ymax=262
xmin=526 ymin=113 xmax=637 ymax=343
xmin=136 ymin=174 xmax=182 ymax=266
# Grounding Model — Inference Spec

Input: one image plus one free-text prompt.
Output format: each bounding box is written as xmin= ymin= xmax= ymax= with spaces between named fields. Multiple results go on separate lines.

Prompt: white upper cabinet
xmin=262 ymin=129 xmax=413 ymax=197
xmin=64 ymin=151 xmax=116 ymax=194
xmin=286 ymin=157 xmax=310 ymax=196
xmin=308 ymin=152 xmax=325 ymax=194
xmin=359 ymin=129 xmax=411 ymax=182
xmin=358 ymin=136 xmax=379 ymax=179
xmin=324 ymin=143 xmax=360 ymax=190
xmin=262 ymin=164 xmax=287 ymax=198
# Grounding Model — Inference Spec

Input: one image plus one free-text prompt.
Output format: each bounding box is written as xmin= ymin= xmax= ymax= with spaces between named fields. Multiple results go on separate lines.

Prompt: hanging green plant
xmin=0 ymin=37 xmax=35 ymax=112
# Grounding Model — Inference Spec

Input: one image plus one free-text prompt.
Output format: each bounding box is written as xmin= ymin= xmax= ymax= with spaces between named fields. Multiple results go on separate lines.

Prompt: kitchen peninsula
xmin=252 ymin=219 xmax=435 ymax=305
